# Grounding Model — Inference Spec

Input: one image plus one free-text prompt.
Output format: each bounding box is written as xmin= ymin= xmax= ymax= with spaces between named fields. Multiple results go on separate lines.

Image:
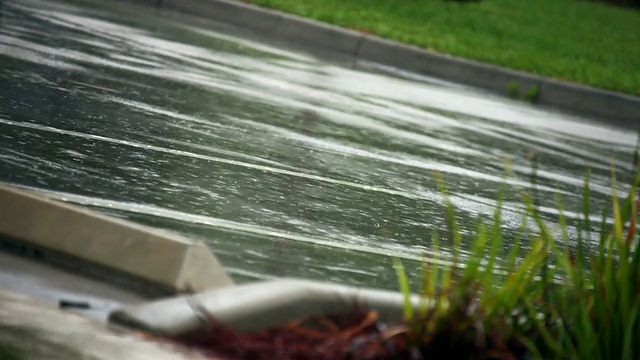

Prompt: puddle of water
xmin=0 ymin=0 xmax=635 ymax=290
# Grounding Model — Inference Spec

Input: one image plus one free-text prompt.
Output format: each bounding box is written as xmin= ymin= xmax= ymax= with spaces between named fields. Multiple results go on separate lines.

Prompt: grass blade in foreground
xmin=395 ymin=166 xmax=640 ymax=359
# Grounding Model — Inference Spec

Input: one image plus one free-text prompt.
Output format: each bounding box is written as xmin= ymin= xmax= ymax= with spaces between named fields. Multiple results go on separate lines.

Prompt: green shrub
xmin=507 ymin=80 xmax=520 ymax=99
xmin=588 ymin=0 xmax=640 ymax=9
xmin=394 ymin=160 xmax=640 ymax=359
xmin=524 ymin=85 xmax=540 ymax=103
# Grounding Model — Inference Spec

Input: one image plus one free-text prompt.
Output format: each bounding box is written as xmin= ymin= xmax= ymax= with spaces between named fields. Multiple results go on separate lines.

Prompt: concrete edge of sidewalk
xmin=117 ymin=0 xmax=637 ymax=125
xmin=0 ymin=184 xmax=234 ymax=297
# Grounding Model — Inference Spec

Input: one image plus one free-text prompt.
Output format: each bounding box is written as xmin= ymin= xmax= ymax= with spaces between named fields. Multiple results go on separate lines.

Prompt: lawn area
xmin=243 ymin=0 xmax=640 ymax=95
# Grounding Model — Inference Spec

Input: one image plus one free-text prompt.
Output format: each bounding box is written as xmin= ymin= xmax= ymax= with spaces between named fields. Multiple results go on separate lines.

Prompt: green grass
xmin=242 ymin=0 xmax=640 ymax=95
xmin=391 ymin=157 xmax=640 ymax=359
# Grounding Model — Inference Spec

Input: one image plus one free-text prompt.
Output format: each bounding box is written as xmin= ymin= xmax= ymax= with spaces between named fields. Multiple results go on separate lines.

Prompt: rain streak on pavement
xmin=0 ymin=0 xmax=635 ymax=289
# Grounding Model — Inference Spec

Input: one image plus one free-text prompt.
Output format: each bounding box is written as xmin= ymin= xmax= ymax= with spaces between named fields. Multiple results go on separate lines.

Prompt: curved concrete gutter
xmin=110 ymin=278 xmax=424 ymax=335
xmin=0 ymin=184 xmax=233 ymax=296
xmin=108 ymin=0 xmax=638 ymax=125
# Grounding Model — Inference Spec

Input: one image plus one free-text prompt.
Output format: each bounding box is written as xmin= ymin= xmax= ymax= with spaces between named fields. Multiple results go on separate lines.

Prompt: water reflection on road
xmin=0 ymin=0 xmax=635 ymax=289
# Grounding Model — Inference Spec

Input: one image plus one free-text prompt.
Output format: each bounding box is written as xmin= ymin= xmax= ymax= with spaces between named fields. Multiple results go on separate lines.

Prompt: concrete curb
xmin=110 ymin=278 xmax=424 ymax=335
xmin=0 ymin=184 xmax=234 ymax=295
xmin=163 ymin=0 xmax=283 ymax=34
xmin=122 ymin=0 xmax=639 ymax=125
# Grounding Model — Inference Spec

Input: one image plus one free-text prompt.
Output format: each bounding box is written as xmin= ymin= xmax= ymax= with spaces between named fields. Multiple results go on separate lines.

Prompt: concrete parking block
xmin=0 ymin=184 xmax=234 ymax=295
